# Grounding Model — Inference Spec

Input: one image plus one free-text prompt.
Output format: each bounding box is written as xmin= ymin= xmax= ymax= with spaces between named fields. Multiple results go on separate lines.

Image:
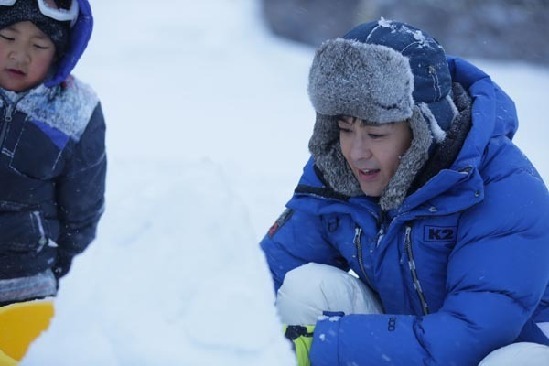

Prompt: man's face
xmin=338 ymin=116 xmax=413 ymax=198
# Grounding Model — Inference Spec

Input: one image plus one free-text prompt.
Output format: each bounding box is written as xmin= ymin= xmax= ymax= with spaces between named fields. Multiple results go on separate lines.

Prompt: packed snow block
xmin=21 ymin=159 xmax=294 ymax=366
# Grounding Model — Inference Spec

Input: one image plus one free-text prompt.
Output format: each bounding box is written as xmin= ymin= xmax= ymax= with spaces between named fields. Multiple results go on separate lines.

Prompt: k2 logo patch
xmin=267 ymin=208 xmax=294 ymax=238
xmin=424 ymin=225 xmax=457 ymax=242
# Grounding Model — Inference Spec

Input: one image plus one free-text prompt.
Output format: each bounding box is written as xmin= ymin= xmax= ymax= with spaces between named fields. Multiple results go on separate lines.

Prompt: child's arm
xmin=54 ymin=103 xmax=107 ymax=278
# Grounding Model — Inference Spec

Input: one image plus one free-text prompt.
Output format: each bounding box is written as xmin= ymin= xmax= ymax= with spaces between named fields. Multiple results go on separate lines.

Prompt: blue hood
xmin=45 ymin=0 xmax=93 ymax=88
xmin=448 ymin=56 xmax=518 ymax=149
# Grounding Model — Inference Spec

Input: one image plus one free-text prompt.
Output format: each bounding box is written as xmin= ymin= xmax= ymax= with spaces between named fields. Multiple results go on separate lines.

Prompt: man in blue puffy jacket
xmin=260 ymin=19 xmax=549 ymax=365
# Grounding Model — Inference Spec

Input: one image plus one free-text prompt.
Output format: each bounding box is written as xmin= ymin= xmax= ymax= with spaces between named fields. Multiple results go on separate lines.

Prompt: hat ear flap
xmin=308 ymin=114 xmax=362 ymax=197
xmin=379 ymin=106 xmax=433 ymax=211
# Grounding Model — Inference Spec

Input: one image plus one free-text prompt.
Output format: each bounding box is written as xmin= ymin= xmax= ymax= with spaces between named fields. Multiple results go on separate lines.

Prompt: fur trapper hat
xmin=308 ymin=19 xmax=458 ymax=210
xmin=0 ymin=0 xmax=70 ymax=55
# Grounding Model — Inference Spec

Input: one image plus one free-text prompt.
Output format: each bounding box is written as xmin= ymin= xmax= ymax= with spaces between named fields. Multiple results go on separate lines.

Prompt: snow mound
xmin=22 ymin=158 xmax=293 ymax=366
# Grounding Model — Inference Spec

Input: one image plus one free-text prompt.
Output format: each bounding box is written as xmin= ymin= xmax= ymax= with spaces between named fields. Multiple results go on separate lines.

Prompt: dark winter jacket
xmin=260 ymin=57 xmax=549 ymax=365
xmin=0 ymin=0 xmax=105 ymax=296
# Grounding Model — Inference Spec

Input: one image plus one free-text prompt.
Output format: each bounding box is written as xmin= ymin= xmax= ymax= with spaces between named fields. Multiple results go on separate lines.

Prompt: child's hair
xmin=0 ymin=0 xmax=71 ymax=55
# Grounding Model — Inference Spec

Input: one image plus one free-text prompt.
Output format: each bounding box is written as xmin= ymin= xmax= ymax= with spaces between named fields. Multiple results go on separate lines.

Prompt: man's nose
xmin=349 ymin=133 xmax=372 ymax=161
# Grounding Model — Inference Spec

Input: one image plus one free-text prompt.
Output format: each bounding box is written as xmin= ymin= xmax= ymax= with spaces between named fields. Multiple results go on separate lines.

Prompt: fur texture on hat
xmin=0 ymin=0 xmax=70 ymax=55
xmin=309 ymin=39 xmax=415 ymax=124
xmin=308 ymin=19 xmax=460 ymax=210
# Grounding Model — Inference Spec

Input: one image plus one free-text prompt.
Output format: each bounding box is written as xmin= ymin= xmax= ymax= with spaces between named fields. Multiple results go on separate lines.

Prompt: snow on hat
xmin=307 ymin=19 xmax=458 ymax=210
xmin=0 ymin=0 xmax=70 ymax=55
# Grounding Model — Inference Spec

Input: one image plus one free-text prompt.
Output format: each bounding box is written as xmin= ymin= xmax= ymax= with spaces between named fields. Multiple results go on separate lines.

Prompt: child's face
xmin=0 ymin=21 xmax=57 ymax=92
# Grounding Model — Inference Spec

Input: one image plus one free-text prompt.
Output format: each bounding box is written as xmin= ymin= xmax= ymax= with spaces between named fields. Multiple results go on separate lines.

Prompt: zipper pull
xmin=375 ymin=211 xmax=388 ymax=248
xmin=4 ymin=103 xmax=14 ymax=122
xmin=0 ymin=102 xmax=15 ymax=147
xmin=376 ymin=228 xmax=384 ymax=248
xmin=353 ymin=226 xmax=362 ymax=246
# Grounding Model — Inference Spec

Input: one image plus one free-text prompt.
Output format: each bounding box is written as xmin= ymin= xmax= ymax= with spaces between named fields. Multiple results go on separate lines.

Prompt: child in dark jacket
xmin=0 ymin=1 xmax=105 ymax=361
xmin=0 ymin=0 xmax=105 ymax=306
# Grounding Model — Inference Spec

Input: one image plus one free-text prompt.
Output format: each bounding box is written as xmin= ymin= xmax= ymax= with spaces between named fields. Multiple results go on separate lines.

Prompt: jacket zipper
xmin=0 ymin=102 xmax=15 ymax=149
xmin=353 ymin=225 xmax=375 ymax=289
xmin=404 ymin=224 xmax=430 ymax=315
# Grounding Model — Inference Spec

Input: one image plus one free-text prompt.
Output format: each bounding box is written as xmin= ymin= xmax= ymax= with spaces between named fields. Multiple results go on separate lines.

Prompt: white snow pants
xmin=275 ymin=263 xmax=549 ymax=366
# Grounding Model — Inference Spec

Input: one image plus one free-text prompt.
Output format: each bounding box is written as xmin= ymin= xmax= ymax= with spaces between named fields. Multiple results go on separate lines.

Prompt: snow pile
xmin=22 ymin=158 xmax=293 ymax=365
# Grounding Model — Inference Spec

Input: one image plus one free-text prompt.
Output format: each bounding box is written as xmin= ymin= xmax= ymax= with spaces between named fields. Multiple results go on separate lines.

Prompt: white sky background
xmin=21 ymin=0 xmax=549 ymax=365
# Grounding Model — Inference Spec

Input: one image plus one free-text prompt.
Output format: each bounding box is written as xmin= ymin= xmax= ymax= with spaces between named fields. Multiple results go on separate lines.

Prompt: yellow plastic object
xmin=0 ymin=300 xmax=54 ymax=363
xmin=0 ymin=349 xmax=17 ymax=366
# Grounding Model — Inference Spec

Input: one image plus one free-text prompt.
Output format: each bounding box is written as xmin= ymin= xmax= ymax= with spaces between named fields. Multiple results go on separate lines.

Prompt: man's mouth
xmin=359 ymin=168 xmax=380 ymax=176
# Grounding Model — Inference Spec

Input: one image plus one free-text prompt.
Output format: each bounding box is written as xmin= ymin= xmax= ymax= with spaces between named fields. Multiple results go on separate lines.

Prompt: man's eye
xmin=0 ymin=34 xmax=15 ymax=41
xmin=369 ymin=134 xmax=384 ymax=139
xmin=338 ymin=125 xmax=352 ymax=133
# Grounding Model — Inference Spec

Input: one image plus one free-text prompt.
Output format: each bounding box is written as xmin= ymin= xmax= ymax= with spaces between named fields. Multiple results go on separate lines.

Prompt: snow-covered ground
xmin=22 ymin=0 xmax=549 ymax=365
